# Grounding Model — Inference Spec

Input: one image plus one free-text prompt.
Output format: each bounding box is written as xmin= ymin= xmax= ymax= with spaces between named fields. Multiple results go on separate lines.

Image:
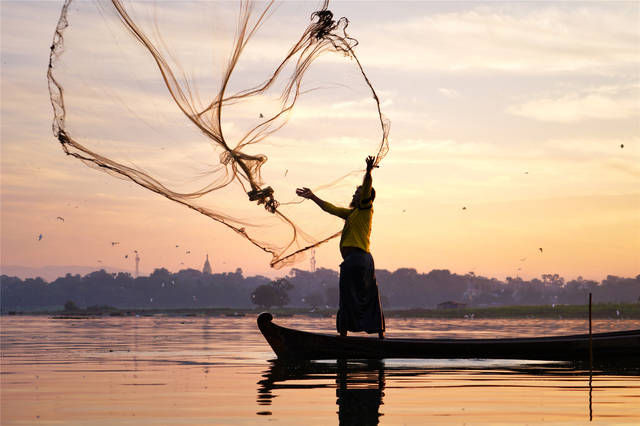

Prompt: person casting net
xmin=297 ymin=156 xmax=385 ymax=337
xmin=47 ymin=0 xmax=389 ymax=267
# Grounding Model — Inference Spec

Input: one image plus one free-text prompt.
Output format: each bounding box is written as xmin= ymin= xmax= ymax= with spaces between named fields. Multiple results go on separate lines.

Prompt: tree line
xmin=1 ymin=267 xmax=638 ymax=312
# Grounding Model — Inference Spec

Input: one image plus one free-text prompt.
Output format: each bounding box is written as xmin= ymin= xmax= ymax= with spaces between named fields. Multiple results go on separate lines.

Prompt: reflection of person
xmin=257 ymin=359 xmax=385 ymax=425
xmin=337 ymin=359 xmax=385 ymax=426
xmin=296 ymin=156 xmax=385 ymax=338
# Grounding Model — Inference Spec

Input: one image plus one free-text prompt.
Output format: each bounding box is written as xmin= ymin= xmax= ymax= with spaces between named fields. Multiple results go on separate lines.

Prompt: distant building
xmin=202 ymin=254 xmax=212 ymax=275
xmin=437 ymin=301 xmax=467 ymax=309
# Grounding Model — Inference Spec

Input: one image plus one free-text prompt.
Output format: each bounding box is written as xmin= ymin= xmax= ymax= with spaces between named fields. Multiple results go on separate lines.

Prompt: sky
xmin=1 ymin=0 xmax=638 ymax=281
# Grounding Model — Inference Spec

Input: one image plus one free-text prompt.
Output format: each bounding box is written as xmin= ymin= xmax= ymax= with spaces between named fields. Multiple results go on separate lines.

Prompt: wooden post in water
xmin=589 ymin=293 xmax=593 ymax=368
xmin=589 ymin=292 xmax=593 ymax=421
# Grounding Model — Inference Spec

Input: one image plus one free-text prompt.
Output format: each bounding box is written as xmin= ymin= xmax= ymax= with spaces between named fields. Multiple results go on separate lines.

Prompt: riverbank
xmin=4 ymin=302 xmax=639 ymax=319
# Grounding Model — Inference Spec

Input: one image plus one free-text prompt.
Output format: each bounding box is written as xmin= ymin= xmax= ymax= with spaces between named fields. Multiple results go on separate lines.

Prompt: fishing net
xmin=47 ymin=0 xmax=389 ymax=268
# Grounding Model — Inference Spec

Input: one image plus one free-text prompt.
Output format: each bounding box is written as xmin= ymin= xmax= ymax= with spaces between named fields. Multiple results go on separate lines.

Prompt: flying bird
xmin=284 ymin=169 xmax=288 ymax=177
xmin=538 ymin=248 xmax=543 ymax=253
xmin=259 ymin=113 xmax=264 ymax=118
xmin=124 ymin=254 xmax=128 ymax=259
xmin=462 ymin=206 xmax=467 ymax=210
xmin=620 ymin=144 xmax=624 ymax=149
xmin=186 ymin=250 xmax=190 ymax=254
xmin=56 ymin=216 xmax=65 ymax=222
xmin=175 ymin=244 xmax=179 ymax=248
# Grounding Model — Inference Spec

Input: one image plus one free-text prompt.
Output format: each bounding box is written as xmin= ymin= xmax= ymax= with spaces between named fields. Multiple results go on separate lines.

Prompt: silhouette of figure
xmin=297 ymin=156 xmax=385 ymax=338
xmin=336 ymin=359 xmax=384 ymax=426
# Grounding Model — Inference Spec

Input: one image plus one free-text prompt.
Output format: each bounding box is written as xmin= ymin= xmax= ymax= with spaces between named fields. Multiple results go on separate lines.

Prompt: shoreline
xmin=3 ymin=302 xmax=639 ymax=319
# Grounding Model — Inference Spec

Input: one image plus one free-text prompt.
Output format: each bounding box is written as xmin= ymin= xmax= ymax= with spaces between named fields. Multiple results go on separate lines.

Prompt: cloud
xmin=355 ymin=4 xmax=639 ymax=74
xmin=507 ymin=84 xmax=640 ymax=122
xmin=438 ymin=88 xmax=459 ymax=98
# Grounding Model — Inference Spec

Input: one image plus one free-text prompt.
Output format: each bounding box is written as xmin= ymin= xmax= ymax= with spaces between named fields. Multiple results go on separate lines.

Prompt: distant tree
xmin=542 ymin=274 xmax=564 ymax=288
xmin=302 ymin=291 xmax=324 ymax=310
xmin=250 ymin=278 xmax=293 ymax=308
xmin=251 ymin=285 xmax=280 ymax=309
xmin=64 ymin=300 xmax=79 ymax=311
xmin=86 ymin=304 xmax=117 ymax=312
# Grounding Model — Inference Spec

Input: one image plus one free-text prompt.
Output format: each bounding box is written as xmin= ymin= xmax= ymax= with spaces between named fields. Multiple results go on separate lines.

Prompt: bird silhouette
xmin=620 ymin=144 xmax=624 ymax=149
xmin=538 ymin=248 xmax=543 ymax=253
xmin=259 ymin=113 xmax=264 ymax=118
xmin=56 ymin=216 xmax=64 ymax=222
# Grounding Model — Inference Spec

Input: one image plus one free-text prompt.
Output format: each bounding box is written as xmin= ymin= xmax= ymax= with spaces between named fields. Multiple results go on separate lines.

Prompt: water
xmin=2 ymin=315 xmax=639 ymax=424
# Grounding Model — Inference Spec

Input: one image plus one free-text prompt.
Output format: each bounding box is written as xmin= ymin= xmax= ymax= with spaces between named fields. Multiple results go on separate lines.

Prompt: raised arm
xmin=296 ymin=187 xmax=351 ymax=219
xmin=359 ymin=155 xmax=376 ymax=207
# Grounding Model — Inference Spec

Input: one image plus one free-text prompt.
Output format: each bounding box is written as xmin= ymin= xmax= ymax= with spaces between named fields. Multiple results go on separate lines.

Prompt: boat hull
xmin=257 ymin=312 xmax=640 ymax=362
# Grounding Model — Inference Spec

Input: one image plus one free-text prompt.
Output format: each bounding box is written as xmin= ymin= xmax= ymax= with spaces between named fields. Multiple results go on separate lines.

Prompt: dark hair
xmin=361 ymin=187 xmax=376 ymax=204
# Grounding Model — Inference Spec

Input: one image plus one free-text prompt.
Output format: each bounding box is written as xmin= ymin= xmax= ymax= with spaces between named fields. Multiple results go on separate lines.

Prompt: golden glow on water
xmin=2 ymin=316 xmax=639 ymax=424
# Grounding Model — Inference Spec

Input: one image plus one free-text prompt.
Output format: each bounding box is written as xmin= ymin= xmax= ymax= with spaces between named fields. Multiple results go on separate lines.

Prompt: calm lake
xmin=2 ymin=315 xmax=639 ymax=425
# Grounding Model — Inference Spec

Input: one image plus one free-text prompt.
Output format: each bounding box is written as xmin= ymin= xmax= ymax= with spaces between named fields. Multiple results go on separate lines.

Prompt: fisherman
xmin=296 ymin=156 xmax=385 ymax=338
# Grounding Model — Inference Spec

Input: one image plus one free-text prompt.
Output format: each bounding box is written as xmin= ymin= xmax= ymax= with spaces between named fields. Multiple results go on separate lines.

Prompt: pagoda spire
xmin=202 ymin=253 xmax=212 ymax=275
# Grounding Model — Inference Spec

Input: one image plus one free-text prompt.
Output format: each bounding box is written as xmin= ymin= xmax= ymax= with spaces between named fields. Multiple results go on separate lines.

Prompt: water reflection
xmin=257 ymin=359 xmax=640 ymax=424
xmin=258 ymin=359 xmax=385 ymax=425
xmin=336 ymin=360 xmax=385 ymax=425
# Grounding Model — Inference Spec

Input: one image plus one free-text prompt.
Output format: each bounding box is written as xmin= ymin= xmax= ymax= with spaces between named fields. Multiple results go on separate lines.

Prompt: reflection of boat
xmin=258 ymin=312 xmax=640 ymax=361
xmin=257 ymin=359 xmax=384 ymax=425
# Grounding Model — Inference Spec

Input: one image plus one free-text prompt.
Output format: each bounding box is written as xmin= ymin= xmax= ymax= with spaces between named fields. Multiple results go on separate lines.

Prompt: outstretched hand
xmin=366 ymin=155 xmax=377 ymax=172
xmin=296 ymin=187 xmax=315 ymax=200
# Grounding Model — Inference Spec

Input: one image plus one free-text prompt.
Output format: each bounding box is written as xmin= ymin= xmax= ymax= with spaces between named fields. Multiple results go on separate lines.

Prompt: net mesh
xmin=48 ymin=0 xmax=389 ymax=268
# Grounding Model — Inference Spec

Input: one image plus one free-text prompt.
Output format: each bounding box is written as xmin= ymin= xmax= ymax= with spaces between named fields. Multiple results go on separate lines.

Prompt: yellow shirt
xmin=319 ymin=176 xmax=373 ymax=253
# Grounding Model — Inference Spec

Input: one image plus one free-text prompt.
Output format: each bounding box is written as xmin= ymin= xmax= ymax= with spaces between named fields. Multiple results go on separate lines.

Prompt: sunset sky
xmin=1 ymin=0 xmax=638 ymax=281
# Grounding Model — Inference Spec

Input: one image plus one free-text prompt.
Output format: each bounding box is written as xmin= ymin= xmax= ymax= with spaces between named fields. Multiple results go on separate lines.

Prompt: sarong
xmin=337 ymin=250 xmax=385 ymax=334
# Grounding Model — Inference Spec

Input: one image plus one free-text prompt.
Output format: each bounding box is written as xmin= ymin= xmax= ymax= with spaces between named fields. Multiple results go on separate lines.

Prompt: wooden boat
xmin=257 ymin=312 xmax=640 ymax=362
